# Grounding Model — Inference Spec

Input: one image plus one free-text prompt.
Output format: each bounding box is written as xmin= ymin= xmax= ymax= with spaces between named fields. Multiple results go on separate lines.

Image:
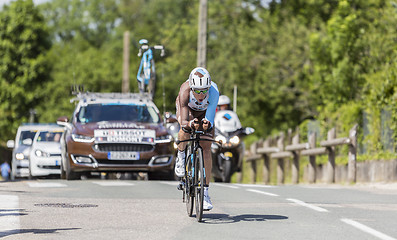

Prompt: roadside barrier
xmin=245 ymin=124 xmax=358 ymax=184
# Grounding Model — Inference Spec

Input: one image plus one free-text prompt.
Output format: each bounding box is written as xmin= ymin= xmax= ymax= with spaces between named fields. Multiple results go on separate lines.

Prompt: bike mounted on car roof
xmin=136 ymin=39 xmax=165 ymax=99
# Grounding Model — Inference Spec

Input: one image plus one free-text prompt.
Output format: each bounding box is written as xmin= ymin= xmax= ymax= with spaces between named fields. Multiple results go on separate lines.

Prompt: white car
xmin=29 ymin=127 xmax=64 ymax=177
xmin=7 ymin=125 xmax=40 ymax=179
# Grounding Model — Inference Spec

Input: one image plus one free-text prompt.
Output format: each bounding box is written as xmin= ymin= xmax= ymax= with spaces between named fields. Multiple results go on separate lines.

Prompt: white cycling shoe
xmin=203 ymin=193 xmax=213 ymax=211
xmin=174 ymin=156 xmax=185 ymax=177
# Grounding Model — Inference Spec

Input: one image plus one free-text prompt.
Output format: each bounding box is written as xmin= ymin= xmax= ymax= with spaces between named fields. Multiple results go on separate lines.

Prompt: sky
xmin=1 ymin=0 xmax=49 ymax=8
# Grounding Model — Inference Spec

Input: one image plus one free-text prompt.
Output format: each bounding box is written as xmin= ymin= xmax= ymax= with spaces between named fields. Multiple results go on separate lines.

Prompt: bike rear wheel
xmin=185 ymin=148 xmax=194 ymax=217
xmin=194 ymin=147 xmax=205 ymax=222
xmin=148 ymin=58 xmax=156 ymax=99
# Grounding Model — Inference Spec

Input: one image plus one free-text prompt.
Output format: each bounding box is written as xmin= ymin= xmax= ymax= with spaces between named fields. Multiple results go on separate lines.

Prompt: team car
xmin=56 ymin=92 xmax=176 ymax=180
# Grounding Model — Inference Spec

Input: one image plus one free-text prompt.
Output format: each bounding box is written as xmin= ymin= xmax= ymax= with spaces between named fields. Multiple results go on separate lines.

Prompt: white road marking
xmin=91 ymin=181 xmax=134 ymax=186
xmin=341 ymin=218 xmax=397 ymax=240
xmin=234 ymin=183 xmax=275 ymax=188
xmin=286 ymin=198 xmax=329 ymax=212
xmin=212 ymin=183 xmax=240 ymax=189
xmin=159 ymin=181 xmax=179 ymax=186
xmin=27 ymin=182 xmax=67 ymax=188
xmin=247 ymin=189 xmax=279 ymax=197
xmin=0 ymin=195 xmax=20 ymax=237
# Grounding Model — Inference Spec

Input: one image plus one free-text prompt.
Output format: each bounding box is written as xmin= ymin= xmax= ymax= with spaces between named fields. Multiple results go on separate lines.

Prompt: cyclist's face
xmin=192 ymin=88 xmax=209 ymax=102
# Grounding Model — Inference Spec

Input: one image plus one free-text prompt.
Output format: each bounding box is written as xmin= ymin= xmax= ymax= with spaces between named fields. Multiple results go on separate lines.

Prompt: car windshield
xmin=77 ymin=103 xmax=160 ymax=124
xmin=37 ymin=131 xmax=62 ymax=142
xmin=19 ymin=131 xmax=36 ymax=145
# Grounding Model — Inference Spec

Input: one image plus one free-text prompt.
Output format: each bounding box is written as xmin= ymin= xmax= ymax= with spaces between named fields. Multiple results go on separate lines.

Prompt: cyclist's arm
xmin=178 ymin=82 xmax=191 ymax=130
xmin=204 ymin=82 xmax=220 ymax=129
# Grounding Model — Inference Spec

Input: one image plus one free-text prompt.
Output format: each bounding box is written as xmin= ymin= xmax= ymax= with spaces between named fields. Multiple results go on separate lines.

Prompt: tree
xmin=0 ymin=0 xmax=51 ymax=140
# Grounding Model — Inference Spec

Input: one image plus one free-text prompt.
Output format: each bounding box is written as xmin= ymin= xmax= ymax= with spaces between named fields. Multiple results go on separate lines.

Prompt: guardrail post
xmin=249 ymin=142 xmax=258 ymax=183
xmin=326 ymin=128 xmax=336 ymax=183
xmin=291 ymin=133 xmax=300 ymax=184
xmin=348 ymin=124 xmax=358 ymax=183
xmin=308 ymin=133 xmax=317 ymax=183
xmin=277 ymin=133 xmax=285 ymax=184
xmin=262 ymin=138 xmax=271 ymax=184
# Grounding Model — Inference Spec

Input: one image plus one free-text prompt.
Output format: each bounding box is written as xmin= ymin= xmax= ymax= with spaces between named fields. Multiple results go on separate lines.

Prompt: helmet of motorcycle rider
xmin=217 ymin=95 xmax=230 ymax=111
xmin=189 ymin=67 xmax=211 ymax=90
xmin=218 ymin=95 xmax=230 ymax=106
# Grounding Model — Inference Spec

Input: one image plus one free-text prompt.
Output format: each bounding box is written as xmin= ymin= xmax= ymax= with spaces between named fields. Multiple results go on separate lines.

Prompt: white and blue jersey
xmin=187 ymin=82 xmax=219 ymax=127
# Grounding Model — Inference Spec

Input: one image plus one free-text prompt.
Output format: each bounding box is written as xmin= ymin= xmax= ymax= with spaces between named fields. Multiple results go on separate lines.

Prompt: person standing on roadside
xmin=1 ymin=160 xmax=11 ymax=181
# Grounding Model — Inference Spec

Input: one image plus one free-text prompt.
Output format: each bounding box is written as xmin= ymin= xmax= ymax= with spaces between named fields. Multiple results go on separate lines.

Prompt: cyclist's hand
xmin=189 ymin=118 xmax=200 ymax=131
xmin=202 ymin=119 xmax=211 ymax=131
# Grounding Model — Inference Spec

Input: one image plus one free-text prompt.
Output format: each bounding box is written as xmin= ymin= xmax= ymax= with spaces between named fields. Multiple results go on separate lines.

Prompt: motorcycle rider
xmin=175 ymin=67 xmax=219 ymax=210
xmin=212 ymin=95 xmax=249 ymax=182
xmin=215 ymin=95 xmax=242 ymax=131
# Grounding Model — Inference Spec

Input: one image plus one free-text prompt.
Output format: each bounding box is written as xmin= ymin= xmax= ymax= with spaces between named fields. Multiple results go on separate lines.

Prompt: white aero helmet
xmin=218 ymin=95 xmax=231 ymax=106
xmin=189 ymin=67 xmax=211 ymax=90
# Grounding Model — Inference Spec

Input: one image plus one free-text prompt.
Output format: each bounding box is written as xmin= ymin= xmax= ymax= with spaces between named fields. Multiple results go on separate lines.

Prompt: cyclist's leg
xmin=201 ymin=132 xmax=214 ymax=210
xmin=175 ymin=98 xmax=192 ymax=177
xmin=175 ymin=97 xmax=191 ymax=151
xmin=201 ymin=134 xmax=213 ymax=186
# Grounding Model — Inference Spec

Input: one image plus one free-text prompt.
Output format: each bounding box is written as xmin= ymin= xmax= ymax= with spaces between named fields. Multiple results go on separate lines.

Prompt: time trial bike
xmin=177 ymin=130 xmax=220 ymax=222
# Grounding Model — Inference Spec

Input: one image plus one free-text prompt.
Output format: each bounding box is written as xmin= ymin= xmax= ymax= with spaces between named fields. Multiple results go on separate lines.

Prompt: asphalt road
xmin=1 ymin=179 xmax=397 ymax=240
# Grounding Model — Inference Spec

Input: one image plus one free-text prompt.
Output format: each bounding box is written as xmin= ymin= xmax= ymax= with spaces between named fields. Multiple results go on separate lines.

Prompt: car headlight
xmin=72 ymin=134 xmax=94 ymax=143
xmin=35 ymin=150 xmax=50 ymax=157
xmin=215 ymin=135 xmax=227 ymax=144
xmin=155 ymin=135 xmax=173 ymax=143
xmin=230 ymin=136 xmax=240 ymax=145
xmin=15 ymin=153 xmax=25 ymax=160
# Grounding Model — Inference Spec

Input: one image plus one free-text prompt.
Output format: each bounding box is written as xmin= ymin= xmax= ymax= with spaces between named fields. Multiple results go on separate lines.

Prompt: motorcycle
xmin=211 ymin=110 xmax=254 ymax=182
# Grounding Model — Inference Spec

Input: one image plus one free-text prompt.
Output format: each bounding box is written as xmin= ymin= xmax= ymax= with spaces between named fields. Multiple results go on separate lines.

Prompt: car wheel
xmin=148 ymin=170 xmax=177 ymax=181
xmin=28 ymin=165 xmax=35 ymax=180
xmin=65 ymin=157 xmax=81 ymax=180
xmin=60 ymin=161 xmax=66 ymax=180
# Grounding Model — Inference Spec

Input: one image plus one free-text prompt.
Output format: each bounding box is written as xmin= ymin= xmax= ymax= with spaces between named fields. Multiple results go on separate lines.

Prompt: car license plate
xmin=108 ymin=152 xmax=140 ymax=160
xmin=94 ymin=129 xmax=155 ymax=143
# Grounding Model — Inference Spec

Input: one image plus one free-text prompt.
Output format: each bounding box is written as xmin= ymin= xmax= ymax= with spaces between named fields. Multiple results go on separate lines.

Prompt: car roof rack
xmin=21 ymin=123 xmax=59 ymax=126
xmin=70 ymin=92 xmax=153 ymax=103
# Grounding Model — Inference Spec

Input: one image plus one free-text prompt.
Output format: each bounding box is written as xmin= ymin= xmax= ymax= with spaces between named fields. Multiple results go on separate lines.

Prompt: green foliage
xmin=0 ymin=0 xmax=51 ymax=140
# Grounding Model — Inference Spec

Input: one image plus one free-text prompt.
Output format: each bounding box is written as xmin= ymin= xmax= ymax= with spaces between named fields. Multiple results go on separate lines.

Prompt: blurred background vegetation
xmin=0 ymin=0 xmax=396 ymax=158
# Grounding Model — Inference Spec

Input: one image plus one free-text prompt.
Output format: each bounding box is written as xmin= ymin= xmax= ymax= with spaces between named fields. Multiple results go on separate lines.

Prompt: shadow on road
xmin=202 ymin=213 xmax=288 ymax=224
xmin=0 ymin=208 xmax=28 ymax=217
xmin=0 ymin=228 xmax=81 ymax=238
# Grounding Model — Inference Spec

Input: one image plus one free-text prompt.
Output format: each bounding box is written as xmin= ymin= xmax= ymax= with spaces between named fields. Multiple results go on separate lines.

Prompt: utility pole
xmin=122 ymin=31 xmax=130 ymax=93
xmin=233 ymin=85 xmax=237 ymax=112
xmin=29 ymin=109 xmax=36 ymax=123
xmin=197 ymin=0 xmax=207 ymax=68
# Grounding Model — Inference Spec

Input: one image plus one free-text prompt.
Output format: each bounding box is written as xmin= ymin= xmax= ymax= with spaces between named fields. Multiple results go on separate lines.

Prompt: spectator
xmin=1 ymin=161 xmax=11 ymax=181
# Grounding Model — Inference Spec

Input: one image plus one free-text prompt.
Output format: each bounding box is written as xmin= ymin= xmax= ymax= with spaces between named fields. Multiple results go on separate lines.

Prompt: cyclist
xmin=175 ymin=67 xmax=219 ymax=211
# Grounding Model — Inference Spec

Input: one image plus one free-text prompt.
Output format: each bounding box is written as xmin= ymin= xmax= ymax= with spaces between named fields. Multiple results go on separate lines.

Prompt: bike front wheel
xmin=194 ymin=147 xmax=205 ymax=222
xmin=185 ymin=149 xmax=194 ymax=217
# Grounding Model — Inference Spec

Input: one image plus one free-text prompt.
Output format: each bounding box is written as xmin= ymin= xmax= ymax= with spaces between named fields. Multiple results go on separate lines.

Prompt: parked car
xmin=6 ymin=124 xmax=59 ymax=180
xmin=57 ymin=92 xmax=176 ymax=180
xmin=29 ymin=127 xmax=64 ymax=178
